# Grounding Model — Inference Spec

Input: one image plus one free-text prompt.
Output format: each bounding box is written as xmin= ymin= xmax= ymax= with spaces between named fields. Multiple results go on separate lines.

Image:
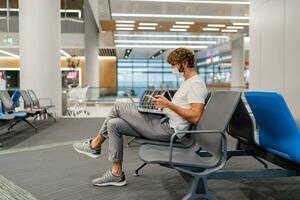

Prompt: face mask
xmin=172 ymin=67 xmax=183 ymax=78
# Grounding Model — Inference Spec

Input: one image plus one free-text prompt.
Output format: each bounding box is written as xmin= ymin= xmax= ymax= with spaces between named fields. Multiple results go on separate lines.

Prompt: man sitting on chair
xmin=73 ymin=48 xmax=208 ymax=187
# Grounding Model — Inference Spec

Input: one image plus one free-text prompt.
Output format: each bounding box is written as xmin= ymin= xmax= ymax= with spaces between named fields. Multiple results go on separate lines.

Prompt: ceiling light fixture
xmin=60 ymin=50 xmax=71 ymax=57
xmin=116 ymin=44 xmax=208 ymax=49
xmin=150 ymin=49 xmax=166 ymax=59
xmin=176 ymin=21 xmax=195 ymax=25
xmin=0 ymin=49 xmax=19 ymax=58
xmin=207 ymin=24 xmax=226 ymax=27
xmin=115 ymin=20 xmax=135 ymax=23
xmin=116 ymin=24 xmax=135 ymax=27
xmin=116 ymin=27 xmax=134 ymax=31
xmin=221 ymin=29 xmax=238 ymax=32
xmin=115 ymin=40 xmax=216 ymax=44
xmin=172 ymin=25 xmax=190 ymax=28
xmin=114 ymin=33 xmax=229 ymax=39
xmin=138 ymin=27 xmax=156 ymax=30
xmin=139 ymin=23 xmax=158 ymax=26
xmin=112 ymin=13 xmax=250 ymax=20
xmin=227 ymin=26 xmax=244 ymax=29
xmin=202 ymin=28 xmax=220 ymax=31
xmin=124 ymin=49 xmax=132 ymax=59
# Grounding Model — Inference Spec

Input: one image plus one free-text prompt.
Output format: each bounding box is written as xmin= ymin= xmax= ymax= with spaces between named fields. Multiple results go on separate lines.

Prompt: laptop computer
xmin=126 ymin=89 xmax=171 ymax=115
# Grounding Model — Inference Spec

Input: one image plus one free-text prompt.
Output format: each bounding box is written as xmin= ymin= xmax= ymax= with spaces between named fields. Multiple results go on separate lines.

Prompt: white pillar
xmin=231 ymin=37 xmax=244 ymax=89
xmin=84 ymin=0 xmax=99 ymax=87
xmin=19 ymin=0 xmax=62 ymax=115
xmin=249 ymin=0 xmax=300 ymax=121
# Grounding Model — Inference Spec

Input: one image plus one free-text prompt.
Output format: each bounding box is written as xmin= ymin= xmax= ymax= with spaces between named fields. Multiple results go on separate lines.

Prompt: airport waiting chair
xmin=27 ymin=90 xmax=56 ymax=121
xmin=139 ymin=91 xmax=241 ymax=200
xmin=12 ymin=90 xmax=42 ymax=116
xmin=245 ymin=92 xmax=300 ymax=164
xmin=224 ymin=92 xmax=300 ymax=184
xmin=132 ymin=92 xmax=212 ymax=176
xmin=0 ymin=100 xmax=15 ymax=147
xmin=0 ymin=90 xmax=37 ymax=131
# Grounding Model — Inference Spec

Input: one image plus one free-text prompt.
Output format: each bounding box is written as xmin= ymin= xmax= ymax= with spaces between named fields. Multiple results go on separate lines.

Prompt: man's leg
xmin=73 ymin=102 xmax=136 ymax=157
xmin=92 ymin=118 xmax=141 ymax=187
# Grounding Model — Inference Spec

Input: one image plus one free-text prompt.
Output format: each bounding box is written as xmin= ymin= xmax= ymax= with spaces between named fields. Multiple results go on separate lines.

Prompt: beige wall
xmin=99 ymin=57 xmax=117 ymax=95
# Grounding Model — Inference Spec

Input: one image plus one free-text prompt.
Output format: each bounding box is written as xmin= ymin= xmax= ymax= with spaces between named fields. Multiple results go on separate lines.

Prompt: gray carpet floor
xmin=0 ymin=118 xmax=300 ymax=200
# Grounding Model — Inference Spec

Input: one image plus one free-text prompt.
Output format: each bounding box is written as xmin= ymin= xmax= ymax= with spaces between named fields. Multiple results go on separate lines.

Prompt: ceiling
xmin=0 ymin=0 xmax=250 ymax=59
xmin=98 ymin=0 xmax=250 ymax=59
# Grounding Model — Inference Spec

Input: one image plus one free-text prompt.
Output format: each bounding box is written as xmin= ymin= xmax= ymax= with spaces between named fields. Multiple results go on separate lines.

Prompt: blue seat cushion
xmin=11 ymin=112 xmax=27 ymax=118
xmin=245 ymin=92 xmax=300 ymax=164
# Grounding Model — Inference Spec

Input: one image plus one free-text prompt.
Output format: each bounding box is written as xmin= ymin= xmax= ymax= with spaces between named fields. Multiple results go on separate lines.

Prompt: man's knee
xmin=107 ymin=118 xmax=123 ymax=133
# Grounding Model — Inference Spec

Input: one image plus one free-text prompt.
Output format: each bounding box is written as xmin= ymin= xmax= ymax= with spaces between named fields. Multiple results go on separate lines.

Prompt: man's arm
xmin=152 ymin=95 xmax=205 ymax=124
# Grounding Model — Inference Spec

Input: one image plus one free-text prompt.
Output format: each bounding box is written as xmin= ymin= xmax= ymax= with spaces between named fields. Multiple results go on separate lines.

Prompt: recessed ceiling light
xmin=170 ymin=28 xmax=187 ymax=32
xmin=139 ymin=23 xmax=158 ymax=26
xmin=115 ymin=44 xmax=208 ymax=49
xmin=176 ymin=21 xmax=195 ymax=25
xmin=116 ymin=27 xmax=134 ymax=31
xmin=115 ymin=20 xmax=135 ymax=23
xmin=202 ymin=28 xmax=220 ymax=31
xmin=114 ymin=33 xmax=229 ymax=39
xmin=115 ymin=40 xmax=216 ymax=44
xmin=112 ymin=13 xmax=250 ymax=20
xmin=232 ymin=22 xmax=250 ymax=26
xmin=227 ymin=26 xmax=244 ymax=29
xmin=207 ymin=24 xmax=226 ymax=27
xmin=138 ymin=27 xmax=156 ymax=30
xmin=172 ymin=25 xmax=190 ymax=28
xmin=116 ymin=24 xmax=135 ymax=27
xmin=221 ymin=29 xmax=238 ymax=32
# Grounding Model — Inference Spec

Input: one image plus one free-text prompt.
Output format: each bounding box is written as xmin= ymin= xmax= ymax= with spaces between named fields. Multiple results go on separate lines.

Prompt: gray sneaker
xmin=92 ymin=170 xmax=127 ymax=187
xmin=73 ymin=139 xmax=101 ymax=158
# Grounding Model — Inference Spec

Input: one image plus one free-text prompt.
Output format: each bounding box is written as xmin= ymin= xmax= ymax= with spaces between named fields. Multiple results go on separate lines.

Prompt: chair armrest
xmin=168 ymin=130 xmax=227 ymax=175
xmin=39 ymin=98 xmax=54 ymax=107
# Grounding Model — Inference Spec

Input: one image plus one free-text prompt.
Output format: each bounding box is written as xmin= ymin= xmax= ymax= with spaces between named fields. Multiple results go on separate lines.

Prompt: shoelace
xmin=100 ymin=170 xmax=112 ymax=181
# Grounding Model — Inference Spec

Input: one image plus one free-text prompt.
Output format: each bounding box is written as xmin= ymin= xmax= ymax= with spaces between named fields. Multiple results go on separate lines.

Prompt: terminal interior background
xmin=0 ymin=0 xmax=300 ymax=200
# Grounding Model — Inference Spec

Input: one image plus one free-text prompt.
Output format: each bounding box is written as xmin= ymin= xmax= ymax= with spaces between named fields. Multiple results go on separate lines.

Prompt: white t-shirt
xmin=164 ymin=75 xmax=207 ymax=131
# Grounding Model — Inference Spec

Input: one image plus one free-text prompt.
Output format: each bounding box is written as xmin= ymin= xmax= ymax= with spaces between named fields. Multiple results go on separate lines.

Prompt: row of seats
xmin=137 ymin=91 xmax=300 ymax=200
xmin=0 ymin=90 xmax=55 ymax=132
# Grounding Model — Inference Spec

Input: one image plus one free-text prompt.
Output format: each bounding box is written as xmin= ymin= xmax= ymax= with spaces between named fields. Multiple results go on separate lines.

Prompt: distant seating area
xmin=0 ymin=89 xmax=56 ymax=133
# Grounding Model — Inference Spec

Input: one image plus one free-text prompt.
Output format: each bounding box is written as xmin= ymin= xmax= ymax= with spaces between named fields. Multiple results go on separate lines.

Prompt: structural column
xmin=249 ymin=0 xmax=300 ymax=120
xmin=231 ymin=37 xmax=245 ymax=89
xmin=84 ymin=0 xmax=99 ymax=100
xmin=19 ymin=0 xmax=62 ymax=115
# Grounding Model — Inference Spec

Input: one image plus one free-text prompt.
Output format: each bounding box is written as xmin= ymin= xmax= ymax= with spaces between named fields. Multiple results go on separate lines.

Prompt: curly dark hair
xmin=167 ymin=48 xmax=195 ymax=68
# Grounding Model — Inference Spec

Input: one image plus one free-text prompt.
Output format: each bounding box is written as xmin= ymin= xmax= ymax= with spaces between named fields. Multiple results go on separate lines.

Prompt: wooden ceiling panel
xmin=100 ymin=20 xmax=247 ymax=33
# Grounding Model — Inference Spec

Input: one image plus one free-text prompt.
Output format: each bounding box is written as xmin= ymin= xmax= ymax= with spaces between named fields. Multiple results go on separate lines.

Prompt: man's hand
xmin=151 ymin=95 xmax=171 ymax=109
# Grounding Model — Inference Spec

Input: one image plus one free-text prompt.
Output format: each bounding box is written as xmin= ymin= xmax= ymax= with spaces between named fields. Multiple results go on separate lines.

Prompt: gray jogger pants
xmin=98 ymin=102 xmax=174 ymax=162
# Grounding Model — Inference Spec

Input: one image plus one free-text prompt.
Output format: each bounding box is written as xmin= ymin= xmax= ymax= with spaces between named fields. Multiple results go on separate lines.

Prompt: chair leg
xmin=252 ymin=155 xmax=268 ymax=168
xmin=23 ymin=119 xmax=38 ymax=131
xmin=45 ymin=110 xmax=56 ymax=121
xmin=183 ymin=176 xmax=217 ymax=200
xmin=8 ymin=119 xmax=22 ymax=131
xmin=33 ymin=113 xmax=41 ymax=121
xmin=134 ymin=163 xmax=147 ymax=176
